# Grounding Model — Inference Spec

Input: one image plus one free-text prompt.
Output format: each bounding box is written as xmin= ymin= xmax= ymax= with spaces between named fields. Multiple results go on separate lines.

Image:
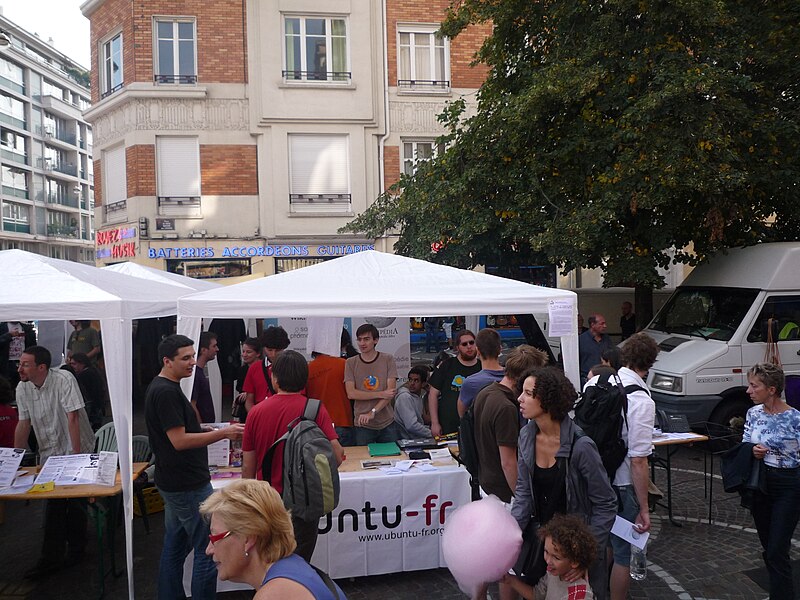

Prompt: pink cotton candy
xmin=442 ymin=495 xmax=523 ymax=596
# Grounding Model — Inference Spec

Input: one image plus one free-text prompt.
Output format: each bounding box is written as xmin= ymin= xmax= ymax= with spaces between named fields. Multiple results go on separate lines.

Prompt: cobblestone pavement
xmin=1 ymin=445 xmax=791 ymax=599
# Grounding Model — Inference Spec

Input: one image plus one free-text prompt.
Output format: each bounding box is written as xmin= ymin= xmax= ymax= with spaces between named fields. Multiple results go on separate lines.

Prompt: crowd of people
xmin=4 ymin=308 xmax=800 ymax=600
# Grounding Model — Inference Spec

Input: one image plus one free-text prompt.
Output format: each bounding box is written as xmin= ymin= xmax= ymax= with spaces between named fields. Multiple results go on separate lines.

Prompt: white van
xmin=642 ymin=242 xmax=800 ymax=430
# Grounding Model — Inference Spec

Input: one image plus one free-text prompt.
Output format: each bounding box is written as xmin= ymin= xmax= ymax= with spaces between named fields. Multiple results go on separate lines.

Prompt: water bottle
xmin=630 ymin=544 xmax=647 ymax=580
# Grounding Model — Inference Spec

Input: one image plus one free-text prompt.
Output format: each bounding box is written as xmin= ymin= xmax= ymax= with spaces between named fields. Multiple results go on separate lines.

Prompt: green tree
xmin=343 ymin=0 xmax=800 ymax=323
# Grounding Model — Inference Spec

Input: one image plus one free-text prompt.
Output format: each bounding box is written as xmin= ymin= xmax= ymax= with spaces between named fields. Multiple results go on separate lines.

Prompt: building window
xmin=154 ymin=19 xmax=197 ymax=84
xmin=0 ymin=93 xmax=25 ymax=129
xmin=156 ymin=136 xmax=201 ymax=216
xmin=0 ymin=129 xmax=27 ymax=165
xmin=288 ymin=134 xmax=351 ymax=214
xmin=397 ymin=27 xmax=449 ymax=91
xmin=104 ymin=145 xmax=127 ymax=222
xmin=101 ymin=32 xmax=123 ymax=98
xmin=402 ymin=139 xmax=442 ymax=176
xmin=283 ymin=17 xmax=349 ymax=83
xmin=1 ymin=165 xmax=28 ymax=199
xmin=0 ymin=57 xmax=24 ymax=94
xmin=2 ymin=201 xmax=30 ymax=233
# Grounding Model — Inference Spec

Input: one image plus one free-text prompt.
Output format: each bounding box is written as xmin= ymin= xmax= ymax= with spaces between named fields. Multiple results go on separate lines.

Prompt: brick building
xmin=81 ymin=0 xmax=489 ymax=277
xmin=0 ymin=12 xmax=95 ymax=262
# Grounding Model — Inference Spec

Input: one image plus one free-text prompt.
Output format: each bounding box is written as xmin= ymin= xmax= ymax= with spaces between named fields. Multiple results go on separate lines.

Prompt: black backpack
xmin=573 ymin=373 xmax=647 ymax=480
xmin=262 ymin=398 xmax=340 ymax=522
xmin=457 ymin=403 xmax=481 ymax=486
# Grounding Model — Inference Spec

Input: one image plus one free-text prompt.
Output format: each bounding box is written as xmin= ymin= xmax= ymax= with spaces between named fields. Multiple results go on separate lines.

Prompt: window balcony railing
xmin=47 ymin=192 xmax=79 ymax=208
xmin=2 ymin=185 xmax=29 ymax=199
xmin=397 ymin=79 xmax=451 ymax=91
xmin=282 ymin=70 xmax=351 ymax=83
xmin=2 ymin=221 xmax=30 ymax=234
xmin=100 ymin=83 xmax=123 ymax=99
xmin=51 ymin=162 xmax=78 ymax=177
xmin=0 ymin=112 xmax=26 ymax=130
xmin=104 ymin=199 xmax=127 ymax=220
xmin=154 ymin=74 xmax=197 ymax=84
xmin=0 ymin=147 xmax=27 ymax=165
xmin=0 ymin=75 xmax=24 ymax=95
xmin=46 ymin=223 xmax=79 ymax=238
xmin=289 ymin=193 xmax=352 ymax=205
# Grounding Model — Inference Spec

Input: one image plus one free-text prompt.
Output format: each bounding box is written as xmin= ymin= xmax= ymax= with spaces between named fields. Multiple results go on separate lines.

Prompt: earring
xmin=245 ymin=550 xmax=249 ymax=557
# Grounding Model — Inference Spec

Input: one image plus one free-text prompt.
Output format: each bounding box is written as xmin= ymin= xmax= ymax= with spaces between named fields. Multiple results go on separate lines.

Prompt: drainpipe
xmin=378 ymin=0 xmax=390 ymax=197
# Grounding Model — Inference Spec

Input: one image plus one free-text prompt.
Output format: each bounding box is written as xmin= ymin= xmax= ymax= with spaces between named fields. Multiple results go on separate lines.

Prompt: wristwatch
xmin=371 ymin=408 xmax=377 ymax=415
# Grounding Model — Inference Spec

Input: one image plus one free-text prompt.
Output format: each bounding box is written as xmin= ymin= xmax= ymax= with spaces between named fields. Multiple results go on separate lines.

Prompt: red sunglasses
xmin=208 ymin=530 xmax=232 ymax=545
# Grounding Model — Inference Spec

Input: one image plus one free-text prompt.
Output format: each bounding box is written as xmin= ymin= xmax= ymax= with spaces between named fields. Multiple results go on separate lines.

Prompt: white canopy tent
xmin=177 ymin=251 xmax=580 ymax=386
xmin=103 ymin=261 xmax=221 ymax=292
xmin=0 ymin=250 xmax=194 ymax=599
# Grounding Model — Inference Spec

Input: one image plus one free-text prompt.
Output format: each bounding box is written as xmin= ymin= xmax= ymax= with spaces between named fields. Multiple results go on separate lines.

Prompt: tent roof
xmin=103 ymin=261 xmax=221 ymax=292
xmin=0 ymin=250 xmax=190 ymax=320
xmin=178 ymin=250 xmax=576 ymax=318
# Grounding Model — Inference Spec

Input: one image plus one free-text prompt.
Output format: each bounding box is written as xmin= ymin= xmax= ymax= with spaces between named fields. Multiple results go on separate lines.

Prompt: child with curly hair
xmin=504 ymin=514 xmax=598 ymax=599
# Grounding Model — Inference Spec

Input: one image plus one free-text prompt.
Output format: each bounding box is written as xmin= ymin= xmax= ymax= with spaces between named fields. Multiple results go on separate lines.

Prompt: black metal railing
xmin=282 ymin=70 xmax=351 ymax=83
xmin=289 ymin=193 xmax=351 ymax=204
xmin=154 ymin=74 xmax=198 ymax=84
xmin=100 ymin=83 xmax=123 ymax=99
xmin=397 ymin=79 xmax=450 ymax=91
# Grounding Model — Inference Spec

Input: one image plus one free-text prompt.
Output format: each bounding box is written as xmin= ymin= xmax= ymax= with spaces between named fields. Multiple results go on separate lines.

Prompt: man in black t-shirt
xmin=428 ymin=330 xmax=481 ymax=436
xmin=145 ymin=334 xmax=244 ymax=600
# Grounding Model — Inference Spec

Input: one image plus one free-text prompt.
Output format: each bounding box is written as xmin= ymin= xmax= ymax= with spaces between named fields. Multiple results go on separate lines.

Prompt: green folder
xmin=368 ymin=442 xmax=401 ymax=457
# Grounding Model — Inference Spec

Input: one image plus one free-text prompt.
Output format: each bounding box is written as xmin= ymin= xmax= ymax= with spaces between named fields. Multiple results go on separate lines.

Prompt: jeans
xmin=610 ymin=484 xmax=640 ymax=566
xmin=292 ymin=514 xmax=320 ymax=562
xmin=750 ymin=466 xmax=800 ymax=600
xmin=354 ymin=422 xmax=400 ymax=445
xmin=335 ymin=426 xmax=355 ymax=447
xmin=157 ymin=483 xmax=217 ymax=600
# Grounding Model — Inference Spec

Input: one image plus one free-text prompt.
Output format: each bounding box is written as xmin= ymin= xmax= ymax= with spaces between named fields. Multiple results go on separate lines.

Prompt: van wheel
xmin=707 ymin=399 xmax=750 ymax=451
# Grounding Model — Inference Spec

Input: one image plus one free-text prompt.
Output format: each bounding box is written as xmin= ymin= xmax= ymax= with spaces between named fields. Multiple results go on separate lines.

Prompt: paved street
xmin=1 ymin=443 xmax=792 ymax=599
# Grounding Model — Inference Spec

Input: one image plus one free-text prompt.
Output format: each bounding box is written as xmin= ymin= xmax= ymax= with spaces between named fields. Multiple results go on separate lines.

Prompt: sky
xmin=1 ymin=0 xmax=90 ymax=67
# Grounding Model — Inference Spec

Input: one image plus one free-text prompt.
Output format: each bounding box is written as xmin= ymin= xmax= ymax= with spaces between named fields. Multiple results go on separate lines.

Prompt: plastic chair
xmin=94 ymin=422 xmax=117 ymax=452
xmin=132 ymin=434 xmax=155 ymax=533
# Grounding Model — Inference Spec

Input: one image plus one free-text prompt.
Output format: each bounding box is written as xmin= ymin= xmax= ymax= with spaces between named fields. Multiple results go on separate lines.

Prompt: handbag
xmin=512 ymin=455 xmax=568 ymax=584
xmin=764 ymin=317 xmax=782 ymax=368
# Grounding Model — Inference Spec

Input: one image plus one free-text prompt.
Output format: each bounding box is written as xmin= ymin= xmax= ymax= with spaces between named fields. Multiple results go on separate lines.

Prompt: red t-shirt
xmin=307 ymin=355 xmax=352 ymax=427
xmin=242 ymin=393 xmax=337 ymax=493
xmin=242 ymin=360 xmax=272 ymax=405
xmin=0 ymin=403 xmax=18 ymax=448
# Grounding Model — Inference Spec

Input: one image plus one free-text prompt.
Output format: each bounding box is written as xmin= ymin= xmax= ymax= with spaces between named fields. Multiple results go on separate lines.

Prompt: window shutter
xmin=157 ymin=136 xmax=200 ymax=197
xmin=289 ymin=134 xmax=349 ymax=195
xmin=105 ymin=145 xmax=126 ymax=204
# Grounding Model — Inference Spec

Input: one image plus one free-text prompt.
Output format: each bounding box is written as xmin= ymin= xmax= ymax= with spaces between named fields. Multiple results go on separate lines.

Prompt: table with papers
xmin=194 ymin=444 xmax=471 ymax=593
xmin=0 ymin=453 xmax=149 ymax=598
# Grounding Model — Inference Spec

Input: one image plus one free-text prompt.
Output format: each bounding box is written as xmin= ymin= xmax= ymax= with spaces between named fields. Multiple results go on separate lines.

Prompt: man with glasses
xmin=428 ymin=330 xmax=481 ymax=436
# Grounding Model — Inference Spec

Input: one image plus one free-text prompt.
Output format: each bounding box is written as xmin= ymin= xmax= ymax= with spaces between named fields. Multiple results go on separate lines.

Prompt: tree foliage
xmin=343 ymin=0 xmax=800 ymax=292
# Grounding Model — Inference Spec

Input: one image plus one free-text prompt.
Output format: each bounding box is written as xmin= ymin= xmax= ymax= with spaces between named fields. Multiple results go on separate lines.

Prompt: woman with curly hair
xmin=509 ymin=366 xmax=616 ymax=599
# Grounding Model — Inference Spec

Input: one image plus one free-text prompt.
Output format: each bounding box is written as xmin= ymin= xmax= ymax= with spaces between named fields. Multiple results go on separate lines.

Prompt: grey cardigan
xmin=510 ymin=417 xmax=617 ymax=546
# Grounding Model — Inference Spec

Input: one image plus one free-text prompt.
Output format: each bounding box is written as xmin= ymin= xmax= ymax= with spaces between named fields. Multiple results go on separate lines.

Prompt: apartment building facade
xmin=0 ymin=13 xmax=95 ymax=262
xmin=82 ymin=0 xmax=488 ymax=278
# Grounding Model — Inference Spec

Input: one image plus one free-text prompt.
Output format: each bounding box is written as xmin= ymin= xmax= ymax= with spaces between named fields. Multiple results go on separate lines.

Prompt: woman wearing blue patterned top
xmin=743 ymin=362 xmax=800 ymax=600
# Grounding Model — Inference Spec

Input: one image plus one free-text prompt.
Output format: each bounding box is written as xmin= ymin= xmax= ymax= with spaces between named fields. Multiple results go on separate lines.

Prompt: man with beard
xmin=428 ymin=330 xmax=481 ymax=436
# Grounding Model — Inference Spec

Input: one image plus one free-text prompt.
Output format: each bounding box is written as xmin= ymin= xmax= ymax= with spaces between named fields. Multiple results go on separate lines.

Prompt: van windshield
xmin=649 ymin=287 xmax=758 ymax=341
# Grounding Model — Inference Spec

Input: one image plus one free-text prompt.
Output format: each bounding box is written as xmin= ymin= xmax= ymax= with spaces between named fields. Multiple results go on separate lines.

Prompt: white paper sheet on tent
xmin=177 ymin=251 xmax=580 ymax=387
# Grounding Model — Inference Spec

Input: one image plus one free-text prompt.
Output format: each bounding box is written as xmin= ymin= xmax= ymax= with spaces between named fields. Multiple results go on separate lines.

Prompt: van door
xmin=742 ymin=294 xmax=800 ymax=403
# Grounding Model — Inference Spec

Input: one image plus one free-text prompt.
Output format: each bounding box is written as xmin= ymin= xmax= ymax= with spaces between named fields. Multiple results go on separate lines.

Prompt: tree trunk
xmin=635 ymin=284 xmax=654 ymax=332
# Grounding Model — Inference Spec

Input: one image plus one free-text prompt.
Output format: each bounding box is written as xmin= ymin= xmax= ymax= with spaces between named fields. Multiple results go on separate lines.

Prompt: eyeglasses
xmin=460 ymin=340 xmax=476 ymax=347
xmin=208 ymin=530 xmax=232 ymax=545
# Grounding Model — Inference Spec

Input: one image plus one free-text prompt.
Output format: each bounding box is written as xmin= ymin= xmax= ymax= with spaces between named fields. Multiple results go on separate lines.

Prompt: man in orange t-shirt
xmin=307 ymin=351 xmax=354 ymax=446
